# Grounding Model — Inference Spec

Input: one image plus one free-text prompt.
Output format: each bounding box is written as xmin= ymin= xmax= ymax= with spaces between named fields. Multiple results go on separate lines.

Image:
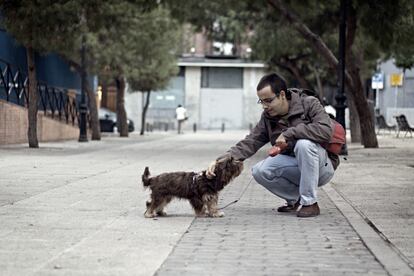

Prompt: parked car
xmin=99 ymin=107 xmax=135 ymax=132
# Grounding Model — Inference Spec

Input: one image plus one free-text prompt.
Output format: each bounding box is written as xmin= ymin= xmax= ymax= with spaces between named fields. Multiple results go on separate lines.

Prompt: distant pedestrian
xmin=175 ymin=104 xmax=187 ymax=134
xmin=206 ymin=73 xmax=341 ymax=217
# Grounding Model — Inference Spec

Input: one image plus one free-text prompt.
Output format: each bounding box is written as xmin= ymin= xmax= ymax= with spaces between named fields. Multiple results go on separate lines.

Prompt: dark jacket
xmin=223 ymin=92 xmax=340 ymax=169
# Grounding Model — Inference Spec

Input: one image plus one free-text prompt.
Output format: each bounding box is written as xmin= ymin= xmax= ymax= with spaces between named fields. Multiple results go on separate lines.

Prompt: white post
xmin=394 ymin=86 xmax=398 ymax=110
xmin=402 ymin=72 xmax=405 ymax=108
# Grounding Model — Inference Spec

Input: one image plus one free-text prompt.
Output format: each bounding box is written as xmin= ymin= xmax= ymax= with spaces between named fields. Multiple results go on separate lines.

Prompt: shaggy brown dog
xmin=142 ymin=157 xmax=243 ymax=218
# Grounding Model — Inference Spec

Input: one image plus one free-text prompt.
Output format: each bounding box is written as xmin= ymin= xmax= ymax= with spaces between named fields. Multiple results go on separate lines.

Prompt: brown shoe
xmin=277 ymin=201 xmax=300 ymax=213
xmin=297 ymin=202 xmax=320 ymax=217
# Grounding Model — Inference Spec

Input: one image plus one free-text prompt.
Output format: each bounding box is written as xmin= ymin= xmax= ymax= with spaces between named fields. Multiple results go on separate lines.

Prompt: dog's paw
xmin=144 ymin=211 xmax=156 ymax=218
xmin=210 ymin=211 xmax=225 ymax=218
xmin=156 ymin=211 xmax=167 ymax=217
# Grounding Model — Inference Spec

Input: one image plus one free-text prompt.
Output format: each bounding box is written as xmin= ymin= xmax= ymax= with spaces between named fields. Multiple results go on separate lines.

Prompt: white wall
xmin=379 ymin=59 xmax=414 ymax=125
xmin=386 ymin=108 xmax=414 ymax=126
xmin=183 ymin=66 xmax=266 ymax=130
xmin=184 ymin=66 xmax=265 ymax=129
xmin=243 ymin=68 xmax=266 ymax=128
xmin=126 ymin=65 xmax=267 ymax=131
xmin=125 ymin=83 xmax=143 ymax=132
xmin=200 ymin=88 xmax=243 ymax=129
xmin=184 ymin=67 xmax=201 ymax=129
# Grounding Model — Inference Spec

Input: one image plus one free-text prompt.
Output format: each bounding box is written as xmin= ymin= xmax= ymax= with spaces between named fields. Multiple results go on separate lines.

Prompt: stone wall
xmin=0 ymin=100 xmax=79 ymax=145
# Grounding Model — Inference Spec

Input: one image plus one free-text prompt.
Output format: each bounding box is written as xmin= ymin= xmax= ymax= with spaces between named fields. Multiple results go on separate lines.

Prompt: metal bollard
xmin=193 ymin=123 xmax=197 ymax=133
xmin=221 ymin=123 xmax=225 ymax=133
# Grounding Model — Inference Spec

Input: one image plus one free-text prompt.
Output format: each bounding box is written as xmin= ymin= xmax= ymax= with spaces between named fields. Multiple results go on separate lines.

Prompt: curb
xmin=323 ymin=184 xmax=414 ymax=276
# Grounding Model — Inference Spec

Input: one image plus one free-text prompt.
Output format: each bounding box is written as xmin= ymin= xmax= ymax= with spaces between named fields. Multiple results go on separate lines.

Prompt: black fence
xmin=0 ymin=58 xmax=79 ymax=125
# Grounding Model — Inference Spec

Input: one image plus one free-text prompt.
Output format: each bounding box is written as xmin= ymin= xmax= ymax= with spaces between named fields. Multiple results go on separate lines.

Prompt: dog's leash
xmin=218 ymin=178 xmax=252 ymax=210
xmin=218 ymin=160 xmax=264 ymax=210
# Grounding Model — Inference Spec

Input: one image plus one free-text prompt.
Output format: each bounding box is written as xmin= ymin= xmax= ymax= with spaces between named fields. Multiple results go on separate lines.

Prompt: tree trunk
xmin=268 ymin=0 xmax=378 ymax=148
xmin=347 ymin=51 xmax=377 ymax=146
xmin=65 ymin=58 xmax=101 ymax=140
xmin=348 ymin=96 xmax=361 ymax=142
xmin=115 ymin=76 xmax=128 ymax=137
xmin=343 ymin=86 xmax=361 ymax=143
xmin=268 ymin=0 xmax=338 ymax=68
xmin=85 ymin=82 xmax=101 ymax=140
xmin=101 ymin=76 xmax=108 ymax=108
xmin=344 ymin=5 xmax=361 ymax=143
xmin=140 ymin=91 xmax=151 ymax=135
xmin=272 ymin=56 xmax=311 ymax=89
xmin=309 ymin=64 xmax=324 ymax=99
xmin=283 ymin=59 xmax=310 ymax=89
xmin=26 ymin=46 xmax=39 ymax=148
xmin=345 ymin=6 xmax=375 ymax=146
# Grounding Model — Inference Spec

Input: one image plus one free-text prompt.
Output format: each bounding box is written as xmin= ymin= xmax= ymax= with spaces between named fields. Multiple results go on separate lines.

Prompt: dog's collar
xmin=192 ymin=172 xmax=203 ymax=184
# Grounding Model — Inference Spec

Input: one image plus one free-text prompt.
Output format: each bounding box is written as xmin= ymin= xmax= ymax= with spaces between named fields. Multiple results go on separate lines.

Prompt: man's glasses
xmin=257 ymin=95 xmax=277 ymax=105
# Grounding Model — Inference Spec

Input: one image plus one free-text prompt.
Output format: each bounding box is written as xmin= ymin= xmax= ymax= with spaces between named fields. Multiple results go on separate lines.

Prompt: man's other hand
xmin=268 ymin=146 xmax=282 ymax=157
xmin=275 ymin=133 xmax=286 ymax=145
xmin=275 ymin=134 xmax=288 ymax=151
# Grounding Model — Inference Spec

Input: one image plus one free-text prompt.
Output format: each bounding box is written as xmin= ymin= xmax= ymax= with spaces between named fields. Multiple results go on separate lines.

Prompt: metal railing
xmin=0 ymin=58 xmax=79 ymax=125
xmin=0 ymin=58 xmax=28 ymax=105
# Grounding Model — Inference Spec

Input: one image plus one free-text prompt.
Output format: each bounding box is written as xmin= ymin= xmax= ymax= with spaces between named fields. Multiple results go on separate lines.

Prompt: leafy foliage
xmin=162 ymin=0 xmax=261 ymax=44
xmin=391 ymin=1 xmax=414 ymax=70
xmin=126 ymin=7 xmax=180 ymax=92
xmin=0 ymin=0 xmax=180 ymax=139
xmin=357 ymin=0 xmax=414 ymax=70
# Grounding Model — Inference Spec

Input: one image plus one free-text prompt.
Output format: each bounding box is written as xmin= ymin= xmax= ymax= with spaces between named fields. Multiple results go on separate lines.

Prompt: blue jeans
xmin=252 ymin=139 xmax=335 ymax=206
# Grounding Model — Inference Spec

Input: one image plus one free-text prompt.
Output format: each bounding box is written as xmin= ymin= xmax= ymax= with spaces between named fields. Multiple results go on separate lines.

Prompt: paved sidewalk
xmin=156 ymin=157 xmax=386 ymax=275
xmin=0 ymin=131 xmax=413 ymax=275
xmin=328 ymin=133 xmax=414 ymax=273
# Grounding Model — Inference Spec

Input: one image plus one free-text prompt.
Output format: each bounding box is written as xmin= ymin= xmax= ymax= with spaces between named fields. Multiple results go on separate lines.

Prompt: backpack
xmin=288 ymin=88 xmax=346 ymax=155
xmin=324 ymin=120 xmax=346 ymax=155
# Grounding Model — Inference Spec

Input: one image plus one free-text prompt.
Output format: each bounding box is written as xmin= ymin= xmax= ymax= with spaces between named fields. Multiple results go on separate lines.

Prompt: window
xmin=201 ymin=67 xmax=243 ymax=88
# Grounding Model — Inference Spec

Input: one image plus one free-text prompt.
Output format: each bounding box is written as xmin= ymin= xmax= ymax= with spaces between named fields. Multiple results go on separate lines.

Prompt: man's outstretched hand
xmin=206 ymin=160 xmax=217 ymax=179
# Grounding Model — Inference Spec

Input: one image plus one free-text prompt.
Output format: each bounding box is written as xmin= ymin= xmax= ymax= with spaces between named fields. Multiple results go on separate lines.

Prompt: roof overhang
xmin=178 ymin=58 xmax=265 ymax=68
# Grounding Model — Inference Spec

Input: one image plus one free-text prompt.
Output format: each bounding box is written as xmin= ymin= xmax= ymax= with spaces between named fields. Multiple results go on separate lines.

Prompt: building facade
xmin=125 ymin=57 xmax=267 ymax=131
xmin=376 ymin=59 xmax=414 ymax=125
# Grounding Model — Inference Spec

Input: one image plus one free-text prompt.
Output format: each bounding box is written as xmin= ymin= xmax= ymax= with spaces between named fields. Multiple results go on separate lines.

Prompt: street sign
xmin=371 ymin=73 xmax=384 ymax=89
xmin=390 ymin=73 xmax=403 ymax=87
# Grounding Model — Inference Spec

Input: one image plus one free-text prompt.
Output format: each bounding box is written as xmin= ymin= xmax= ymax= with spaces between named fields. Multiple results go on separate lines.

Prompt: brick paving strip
xmin=156 ymin=156 xmax=390 ymax=276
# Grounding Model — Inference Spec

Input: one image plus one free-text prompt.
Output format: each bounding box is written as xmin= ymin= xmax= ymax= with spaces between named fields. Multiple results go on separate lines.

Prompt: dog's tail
xmin=142 ymin=167 xmax=151 ymax=187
